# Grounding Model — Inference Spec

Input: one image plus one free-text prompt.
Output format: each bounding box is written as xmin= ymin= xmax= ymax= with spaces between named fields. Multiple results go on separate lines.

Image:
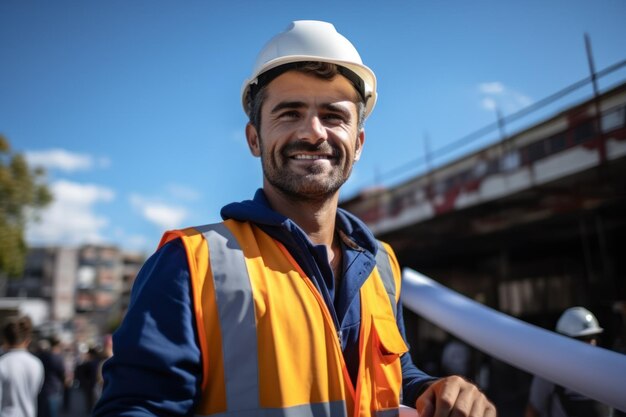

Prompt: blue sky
xmin=2 ymin=1 xmax=625 ymax=254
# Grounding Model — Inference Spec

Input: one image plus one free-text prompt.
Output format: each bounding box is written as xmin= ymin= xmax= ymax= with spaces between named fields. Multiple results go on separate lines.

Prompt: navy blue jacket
xmin=94 ymin=190 xmax=436 ymax=416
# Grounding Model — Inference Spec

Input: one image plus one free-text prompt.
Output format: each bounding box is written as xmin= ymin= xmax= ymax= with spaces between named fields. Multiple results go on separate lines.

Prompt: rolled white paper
xmin=399 ymin=405 xmax=419 ymax=416
xmin=402 ymin=268 xmax=626 ymax=412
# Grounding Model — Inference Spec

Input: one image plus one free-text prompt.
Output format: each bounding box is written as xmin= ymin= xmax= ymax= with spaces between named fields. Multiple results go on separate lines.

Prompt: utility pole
xmin=423 ymin=132 xmax=435 ymax=202
xmin=495 ymin=106 xmax=507 ymax=142
xmin=584 ymin=33 xmax=607 ymax=164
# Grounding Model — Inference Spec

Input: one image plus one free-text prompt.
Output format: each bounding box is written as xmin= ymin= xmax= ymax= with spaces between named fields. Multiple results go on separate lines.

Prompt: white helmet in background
xmin=556 ymin=307 xmax=603 ymax=338
xmin=241 ymin=20 xmax=377 ymax=119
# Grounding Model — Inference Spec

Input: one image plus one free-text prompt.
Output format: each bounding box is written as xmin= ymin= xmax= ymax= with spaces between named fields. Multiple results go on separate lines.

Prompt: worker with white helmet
xmin=525 ymin=307 xmax=611 ymax=417
xmin=555 ymin=306 xmax=604 ymax=339
xmin=93 ymin=20 xmax=494 ymax=417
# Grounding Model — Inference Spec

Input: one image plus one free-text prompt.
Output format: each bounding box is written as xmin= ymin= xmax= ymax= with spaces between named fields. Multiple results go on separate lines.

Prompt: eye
xmin=322 ymin=113 xmax=347 ymax=123
xmin=278 ymin=110 xmax=301 ymax=120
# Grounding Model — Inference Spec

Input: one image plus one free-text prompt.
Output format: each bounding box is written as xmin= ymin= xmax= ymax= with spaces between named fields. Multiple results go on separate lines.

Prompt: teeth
xmin=293 ymin=154 xmax=330 ymax=160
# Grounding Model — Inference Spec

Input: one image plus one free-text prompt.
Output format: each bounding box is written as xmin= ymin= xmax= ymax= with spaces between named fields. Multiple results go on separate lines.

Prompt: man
xmin=0 ymin=316 xmax=44 ymax=417
xmin=76 ymin=347 xmax=103 ymax=413
xmin=37 ymin=336 xmax=66 ymax=417
xmin=94 ymin=20 xmax=495 ymax=417
xmin=525 ymin=307 xmax=611 ymax=417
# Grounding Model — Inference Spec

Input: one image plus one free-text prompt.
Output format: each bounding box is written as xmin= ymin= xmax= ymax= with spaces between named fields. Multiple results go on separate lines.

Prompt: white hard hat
xmin=241 ymin=20 xmax=377 ymax=119
xmin=556 ymin=307 xmax=603 ymax=338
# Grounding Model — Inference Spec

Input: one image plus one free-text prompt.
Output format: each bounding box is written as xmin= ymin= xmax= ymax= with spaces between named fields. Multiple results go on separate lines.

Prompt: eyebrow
xmin=270 ymin=101 xmax=306 ymax=114
xmin=270 ymin=101 xmax=353 ymax=118
xmin=324 ymin=102 xmax=352 ymax=119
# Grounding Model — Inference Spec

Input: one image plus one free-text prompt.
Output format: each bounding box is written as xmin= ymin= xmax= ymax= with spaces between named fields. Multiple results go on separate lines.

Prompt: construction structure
xmin=341 ymin=78 xmax=626 ymax=359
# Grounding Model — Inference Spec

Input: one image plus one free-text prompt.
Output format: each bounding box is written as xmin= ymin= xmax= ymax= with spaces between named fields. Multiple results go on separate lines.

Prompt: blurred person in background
xmin=525 ymin=306 xmax=612 ymax=417
xmin=61 ymin=344 xmax=76 ymax=413
xmin=36 ymin=336 xmax=66 ymax=417
xmin=94 ymin=335 xmax=112 ymax=401
xmin=75 ymin=346 xmax=102 ymax=413
xmin=0 ymin=315 xmax=44 ymax=417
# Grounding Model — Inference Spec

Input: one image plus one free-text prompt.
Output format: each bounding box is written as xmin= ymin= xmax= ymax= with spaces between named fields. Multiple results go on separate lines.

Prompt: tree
xmin=0 ymin=134 xmax=52 ymax=277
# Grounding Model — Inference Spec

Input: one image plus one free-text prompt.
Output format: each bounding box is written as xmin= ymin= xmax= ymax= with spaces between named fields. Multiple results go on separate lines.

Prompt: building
xmin=3 ymin=244 xmax=145 ymax=345
xmin=6 ymin=247 xmax=77 ymax=323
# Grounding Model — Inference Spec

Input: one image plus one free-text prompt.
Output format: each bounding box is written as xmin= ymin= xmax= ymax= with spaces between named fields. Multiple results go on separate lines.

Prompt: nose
xmin=297 ymin=113 xmax=327 ymax=143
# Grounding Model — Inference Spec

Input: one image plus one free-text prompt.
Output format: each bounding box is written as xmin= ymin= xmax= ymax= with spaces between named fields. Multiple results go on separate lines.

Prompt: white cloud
xmin=481 ymin=97 xmax=497 ymax=111
xmin=478 ymin=81 xmax=533 ymax=114
xmin=166 ymin=183 xmax=201 ymax=201
xmin=97 ymin=156 xmax=112 ymax=169
xmin=26 ymin=180 xmax=115 ymax=245
xmin=125 ymin=234 xmax=151 ymax=250
xmin=513 ymin=92 xmax=533 ymax=108
xmin=106 ymin=227 xmax=151 ymax=254
xmin=130 ymin=194 xmax=188 ymax=230
xmin=25 ymin=149 xmax=108 ymax=172
xmin=479 ymin=82 xmax=505 ymax=94
xmin=112 ymin=227 xmax=151 ymax=252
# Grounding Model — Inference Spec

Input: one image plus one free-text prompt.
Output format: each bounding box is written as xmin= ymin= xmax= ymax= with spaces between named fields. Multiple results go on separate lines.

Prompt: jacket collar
xmin=220 ymin=189 xmax=378 ymax=258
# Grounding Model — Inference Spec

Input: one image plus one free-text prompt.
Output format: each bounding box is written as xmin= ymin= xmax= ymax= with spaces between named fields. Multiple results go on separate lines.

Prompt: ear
xmin=354 ymin=129 xmax=365 ymax=161
xmin=246 ymin=123 xmax=261 ymax=157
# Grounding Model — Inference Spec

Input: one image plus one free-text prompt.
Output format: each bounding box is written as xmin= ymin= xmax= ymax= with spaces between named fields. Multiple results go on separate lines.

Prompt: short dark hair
xmin=247 ymin=61 xmax=366 ymax=131
xmin=2 ymin=315 xmax=34 ymax=346
xmin=49 ymin=335 xmax=61 ymax=347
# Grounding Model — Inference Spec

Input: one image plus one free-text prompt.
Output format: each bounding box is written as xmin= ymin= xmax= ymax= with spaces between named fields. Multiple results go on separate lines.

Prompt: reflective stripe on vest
xmin=376 ymin=409 xmax=401 ymax=417
xmin=197 ymin=223 xmax=260 ymax=412
xmin=374 ymin=241 xmax=402 ymax=406
xmin=205 ymin=401 xmax=349 ymax=417
xmin=374 ymin=242 xmax=397 ymax=319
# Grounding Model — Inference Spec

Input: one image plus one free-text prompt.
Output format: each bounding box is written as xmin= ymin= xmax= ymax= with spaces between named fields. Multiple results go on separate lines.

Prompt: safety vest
xmin=159 ymin=219 xmax=408 ymax=417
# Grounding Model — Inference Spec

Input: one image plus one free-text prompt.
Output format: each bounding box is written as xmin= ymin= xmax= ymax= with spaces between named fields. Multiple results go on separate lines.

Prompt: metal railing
xmin=402 ymin=268 xmax=626 ymax=412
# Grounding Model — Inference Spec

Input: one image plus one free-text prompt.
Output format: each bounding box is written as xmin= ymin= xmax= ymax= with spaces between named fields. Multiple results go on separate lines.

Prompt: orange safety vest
xmin=159 ymin=219 xmax=408 ymax=417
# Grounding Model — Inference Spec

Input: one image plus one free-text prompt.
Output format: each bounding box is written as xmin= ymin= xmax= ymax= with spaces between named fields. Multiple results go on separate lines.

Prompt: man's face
xmin=246 ymin=71 xmax=365 ymax=202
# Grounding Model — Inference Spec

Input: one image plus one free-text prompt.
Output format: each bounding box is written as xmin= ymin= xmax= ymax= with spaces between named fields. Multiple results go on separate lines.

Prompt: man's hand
xmin=415 ymin=376 xmax=496 ymax=417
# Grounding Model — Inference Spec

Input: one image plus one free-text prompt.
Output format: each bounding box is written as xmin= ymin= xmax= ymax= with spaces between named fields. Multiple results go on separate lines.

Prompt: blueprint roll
xmin=399 ymin=405 xmax=419 ymax=416
xmin=401 ymin=268 xmax=626 ymax=412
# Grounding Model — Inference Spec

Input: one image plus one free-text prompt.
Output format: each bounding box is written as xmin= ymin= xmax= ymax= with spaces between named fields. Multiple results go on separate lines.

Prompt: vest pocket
xmin=370 ymin=316 xmax=408 ymax=410
xmin=373 ymin=315 xmax=408 ymax=357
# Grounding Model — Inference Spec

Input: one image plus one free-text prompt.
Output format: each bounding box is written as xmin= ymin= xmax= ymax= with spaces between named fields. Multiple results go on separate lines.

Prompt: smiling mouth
xmin=291 ymin=154 xmax=333 ymax=160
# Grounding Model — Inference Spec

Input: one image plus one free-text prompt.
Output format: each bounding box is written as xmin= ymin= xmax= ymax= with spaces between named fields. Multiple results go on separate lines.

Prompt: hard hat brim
xmin=241 ymin=56 xmax=377 ymax=120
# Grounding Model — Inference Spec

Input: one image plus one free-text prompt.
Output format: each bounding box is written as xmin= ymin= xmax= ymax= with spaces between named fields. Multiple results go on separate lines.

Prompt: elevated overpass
xmin=341 ymin=81 xmax=626 ymax=354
